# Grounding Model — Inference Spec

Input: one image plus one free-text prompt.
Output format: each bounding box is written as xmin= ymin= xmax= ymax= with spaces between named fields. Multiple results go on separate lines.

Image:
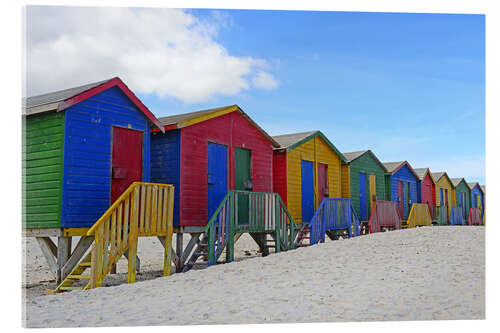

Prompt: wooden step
xmin=67 ymin=275 xmax=91 ymax=280
xmin=59 ymin=286 xmax=85 ymax=291
xmin=80 ymin=262 xmax=91 ymax=267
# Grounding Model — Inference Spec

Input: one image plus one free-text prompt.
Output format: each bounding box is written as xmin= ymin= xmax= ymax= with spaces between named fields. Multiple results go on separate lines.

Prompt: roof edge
xmin=285 ymin=131 xmax=347 ymax=163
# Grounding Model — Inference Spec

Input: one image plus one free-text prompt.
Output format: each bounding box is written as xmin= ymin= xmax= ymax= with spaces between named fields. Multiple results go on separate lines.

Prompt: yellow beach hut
xmin=272 ymin=130 xmax=349 ymax=224
xmin=432 ymin=172 xmax=454 ymax=220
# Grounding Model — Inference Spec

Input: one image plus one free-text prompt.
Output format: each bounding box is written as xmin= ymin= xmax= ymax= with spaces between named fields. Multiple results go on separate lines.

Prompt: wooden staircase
xmin=295 ymin=223 xmax=311 ymax=247
xmin=57 ymin=252 xmax=92 ymax=291
xmin=54 ymin=182 xmax=175 ymax=292
xmin=182 ymin=191 xmax=297 ymax=272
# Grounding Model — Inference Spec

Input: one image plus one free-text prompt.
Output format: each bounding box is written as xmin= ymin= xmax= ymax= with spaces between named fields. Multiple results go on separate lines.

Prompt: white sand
xmin=23 ymin=226 xmax=484 ymax=327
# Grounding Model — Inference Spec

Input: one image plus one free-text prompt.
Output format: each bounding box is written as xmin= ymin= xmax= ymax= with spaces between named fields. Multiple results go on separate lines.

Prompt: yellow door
xmin=369 ymin=174 xmax=377 ymax=215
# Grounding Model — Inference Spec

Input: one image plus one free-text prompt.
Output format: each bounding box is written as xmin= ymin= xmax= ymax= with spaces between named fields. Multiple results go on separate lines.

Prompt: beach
xmin=23 ymin=226 xmax=484 ymax=327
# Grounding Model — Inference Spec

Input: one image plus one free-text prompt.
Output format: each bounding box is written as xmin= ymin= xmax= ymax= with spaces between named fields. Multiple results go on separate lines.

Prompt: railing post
xmin=347 ymin=201 xmax=352 ymax=238
xmin=274 ymin=195 xmax=281 ymax=253
xmin=127 ymin=186 xmax=139 ymax=283
xmin=227 ymin=192 xmax=235 ymax=262
xmin=163 ymin=186 xmax=174 ymax=276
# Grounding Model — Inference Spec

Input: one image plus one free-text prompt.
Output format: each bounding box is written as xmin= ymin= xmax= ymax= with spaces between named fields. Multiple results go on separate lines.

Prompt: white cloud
xmin=25 ymin=6 xmax=278 ymax=102
xmin=252 ymin=71 xmax=278 ymax=90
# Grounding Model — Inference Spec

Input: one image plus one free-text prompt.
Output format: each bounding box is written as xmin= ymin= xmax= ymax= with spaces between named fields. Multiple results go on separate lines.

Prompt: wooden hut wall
xmin=420 ymin=172 xmax=435 ymax=214
xmin=23 ymin=111 xmax=66 ymax=229
xmin=272 ymin=151 xmax=288 ymax=205
xmin=178 ymin=111 xmax=274 ymax=227
xmin=435 ymin=176 xmax=454 ymax=218
xmin=388 ymin=164 xmax=418 ymax=218
xmin=348 ymin=153 xmax=386 ymax=220
xmin=452 ymin=180 xmax=470 ymax=218
xmin=60 ymin=86 xmax=151 ymax=228
xmin=285 ymin=135 xmax=343 ymax=223
xmin=150 ymin=130 xmax=181 ymax=226
xmin=470 ymin=185 xmax=484 ymax=216
xmin=341 ymin=163 xmax=350 ymax=199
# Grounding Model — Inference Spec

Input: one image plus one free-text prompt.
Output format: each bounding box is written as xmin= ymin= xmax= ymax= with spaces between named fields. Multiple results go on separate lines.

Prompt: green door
xmin=234 ymin=147 xmax=251 ymax=226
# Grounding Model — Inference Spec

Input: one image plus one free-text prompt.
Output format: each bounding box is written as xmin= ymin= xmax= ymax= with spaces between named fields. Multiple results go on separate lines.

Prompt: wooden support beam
xmin=156 ymin=236 xmax=180 ymax=272
xmin=124 ymin=249 xmax=140 ymax=272
xmin=25 ymin=228 xmax=62 ymax=237
xmin=180 ymin=233 xmax=201 ymax=267
xmin=61 ymin=236 xmax=94 ymax=280
xmin=175 ymin=233 xmax=183 ymax=273
xmin=35 ymin=237 xmax=58 ymax=275
xmin=56 ymin=236 xmax=72 ymax=285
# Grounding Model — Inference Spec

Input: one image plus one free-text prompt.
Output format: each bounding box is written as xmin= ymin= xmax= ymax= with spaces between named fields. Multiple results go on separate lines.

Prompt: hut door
xmin=301 ymin=160 xmax=315 ymax=223
xmin=235 ymin=147 xmax=251 ymax=225
xmin=207 ymin=142 xmax=228 ymax=221
xmin=111 ymin=127 xmax=143 ymax=204
xmin=440 ymin=188 xmax=444 ymax=206
xmin=397 ymin=181 xmax=404 ymax=219
xmin=317 ymin=163 xmax=328 ymax=206
xmin=404 ymin=182 xmax=410 ymax=219
xmin=369 ymin=174 xmax=376 ymax=214
xmin=359 ymin=173 xmax=367 ymax=221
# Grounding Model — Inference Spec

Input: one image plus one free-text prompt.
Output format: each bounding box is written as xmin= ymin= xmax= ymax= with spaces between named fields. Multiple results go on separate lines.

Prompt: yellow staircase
xmin=54 ymin=182 xmax=175 ymax=292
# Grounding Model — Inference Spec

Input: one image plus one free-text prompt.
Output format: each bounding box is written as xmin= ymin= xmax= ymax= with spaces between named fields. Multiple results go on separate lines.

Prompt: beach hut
xmin=451 ymin=178 xmax=471 ymax=220
xmin=468 ymin=182 xmax=485 ymax=218
xmin=414 ymin=168 xmax=436 ymax=219
xmin=432 ymin=172 xmax=454 ymax=221
xmin=150 ymin=105 xmax=293 ymax=269
xmin=382 ymin=161 xmax=419 ymax=220
xmin=23 ymin=77 xmax=171 ymax=286
xmin=151 ymin=105 xmax=279 ymax=227
xmin=342 ymin=150 xmax=387 ymax=222
xmin=272 ymin=130 xmax=349 ymax=224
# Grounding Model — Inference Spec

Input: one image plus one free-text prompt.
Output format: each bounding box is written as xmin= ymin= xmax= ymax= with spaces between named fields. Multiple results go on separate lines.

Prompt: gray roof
xmin=343 ymin=150 xmax=368 ymax=162
xmin=382 ymin=161 xmax=405 ymax=173
xmin=24 ymin=78 xmax=112 ymax=115
xmin=451 ymin=177 xmax=465 ymax=187
xmin=158 ymin=105 xmax=236 ymax=126
xmin=431 ymin=172 xmax=445 ymax=181
xmin=481 ymin=185 xmax=485 ymax=193
xmin=272 ymin=131 xmax=318 ymax=149
xmin=159 ymin=105 xmax=280 ymax=148
xmin=413 ymin=168 xmax=430 ymax=180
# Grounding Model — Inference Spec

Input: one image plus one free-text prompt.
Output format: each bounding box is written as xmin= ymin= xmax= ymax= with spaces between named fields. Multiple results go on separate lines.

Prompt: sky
xmin=25 ymin=6 xmax=485 ymax=183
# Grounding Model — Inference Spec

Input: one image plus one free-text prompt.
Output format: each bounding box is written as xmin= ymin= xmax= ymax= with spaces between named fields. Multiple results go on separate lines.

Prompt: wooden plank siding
xmin=171 ymin=111 xmax=274 ymax=227
xmin=388 ymin=165 xmax=418 ymax=216
xmin=452 ymin=180 xmax=471 ymax=217
xmin=150 ymin=130 xmax=181 ymax=226
xmin=347 ymin=153 xmax=386 ymax=220
xmin=341 ymin=163 xmax=350 ymax=199
xmin=282 ymin=135 xmax=344 ymax=224
xmin=23 ymin=111 xmax=65 ymax=228
xmin=435 ymin=175 xmax=454 ymax=218
xmin=61 ymin=86 xmax=151 ymax=228
xmin=272 ymin=151 xmax=287 ymax=205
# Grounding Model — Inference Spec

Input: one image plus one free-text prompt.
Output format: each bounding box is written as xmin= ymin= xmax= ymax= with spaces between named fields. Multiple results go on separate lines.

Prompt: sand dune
xmin=23 ymin=226 xmax=484 ymax=327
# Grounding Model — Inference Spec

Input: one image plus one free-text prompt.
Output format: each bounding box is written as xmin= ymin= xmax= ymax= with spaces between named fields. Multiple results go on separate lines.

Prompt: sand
xmin=23 ymin=226 xmax=484 ymax=327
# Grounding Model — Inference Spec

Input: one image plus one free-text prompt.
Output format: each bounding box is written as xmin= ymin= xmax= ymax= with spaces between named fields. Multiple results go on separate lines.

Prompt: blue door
xmin=440 ymin=188 xmax=444 ymax=206
xmin=301 ymin=160 xmax=315 ymax=223
xmin=359 ymin=172 xmax=367 ymax=220
xmin=207 ymin=142 xmax=228 ymax=221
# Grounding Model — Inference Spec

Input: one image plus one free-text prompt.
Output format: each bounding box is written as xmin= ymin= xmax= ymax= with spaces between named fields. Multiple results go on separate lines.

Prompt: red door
xmin=317 ymin=163 xmax=328 ymax=205
xmin=111 ymin=127 xmax=143 ymax=204
xmin=397 ymin=181 xmax=404 ymax=218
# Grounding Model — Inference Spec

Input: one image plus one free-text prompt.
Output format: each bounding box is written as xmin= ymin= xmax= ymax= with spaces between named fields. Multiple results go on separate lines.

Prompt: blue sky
xmin=26 ymin=7 xmax=485 ymax=183
xmin=144 ymin=10 xmax=485 ymax=183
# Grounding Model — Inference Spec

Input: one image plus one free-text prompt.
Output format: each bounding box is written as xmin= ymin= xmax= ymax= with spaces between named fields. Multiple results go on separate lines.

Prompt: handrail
xmin=407 ymin=203 xmax=432 ymax=228
xmin=205 ymin=190 xmax=296 ymax=265
xmin=87 ymin=182 xmax=175 ymax=288
xmin=307 ymin=198 xmax=359 ymax=244
xmin=435 ymin=205 xmax=448 ymax=226
xmin=450 ymin=206 xmax=466 ymax=226
xmin=467 ymin=207 xmax=482 ymax=226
